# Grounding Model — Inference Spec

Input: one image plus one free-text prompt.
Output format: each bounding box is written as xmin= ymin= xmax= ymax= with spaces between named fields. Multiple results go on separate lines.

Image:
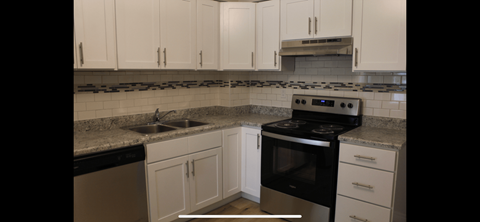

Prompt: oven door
xmin=261 ymin=131 xmax=339 ymax=207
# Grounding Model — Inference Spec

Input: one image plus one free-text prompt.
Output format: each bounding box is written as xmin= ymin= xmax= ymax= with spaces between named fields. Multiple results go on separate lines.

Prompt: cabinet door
xmin=280 ymin=0 xmax=314 ymax=41
xmin=147 ymin=155 xmax=190 ymax=222
xmin=115 ymin=0 xmax=160 ymax=69
xmin=74 ymin=0 xmax=116 ymax=69
xmin=352 ymin=0 xmax=406 ymax=72
xmin=314 ymin=0 xmax=352 ymax=38
xmin=220 ymin=2 xmax=256 ymax=70
xmin=256 ymin=0 xmax=280 ymax=70
xmin=189 ymin=148 xmax=223 ymax=212
xmin=241 ymin=127 xmax=261 ymax=198
xmin=222 ymin=128 xmax=242 ymax=199
xmin=197 ymin=0 xmax=219 ymax=70
xmin=160 ymin=0 xmax=197 ymax=69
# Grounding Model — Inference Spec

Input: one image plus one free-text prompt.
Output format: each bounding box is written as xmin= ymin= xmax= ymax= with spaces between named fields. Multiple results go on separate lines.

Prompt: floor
xmin=187 ymin=198 xmax=288 ymax=222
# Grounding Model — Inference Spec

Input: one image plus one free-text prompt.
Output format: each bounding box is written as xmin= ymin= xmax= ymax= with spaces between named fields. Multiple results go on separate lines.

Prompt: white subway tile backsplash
xmin=78 ymin=110 xmax=96 ymax=120
xmin=103 ymin=101 xmax=119 ymax=109
xmin=86 ymin=101 xmax=103 ymax=110
xmin=96 ymin=109 xmax=112 ymax=118
xmin=382 ymin=101 xmax=399 ymax=109
xmin=390 ymin=109 xmax=406 ymax=118
xmin=74 ymin=56 xmax=406 ymax=120
xmin=373 ymin=108 xmax=390 ymax=117
xmin=94 ymin=93 xmax=111 ymax=101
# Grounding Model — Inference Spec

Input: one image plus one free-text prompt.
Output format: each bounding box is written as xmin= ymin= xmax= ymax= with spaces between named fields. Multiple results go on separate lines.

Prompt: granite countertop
xmin=339 ymin=126 xmax=406 ymax=150
xmin=74 ymin=114 xmax=288 ymax=157
xmin=74 ymin=113 xmax=406 ymax=157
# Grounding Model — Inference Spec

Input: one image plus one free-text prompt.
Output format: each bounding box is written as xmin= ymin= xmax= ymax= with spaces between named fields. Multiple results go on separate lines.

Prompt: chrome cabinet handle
xmin=352 ymin=182 xmax=374 ymax=189
xmin=252 ymin=52 xmax=254 ymax=67
xmin=79 ymin=42 xmax=84 ymax=65
xmin=355 ymin=48 xmax=358 ymax=67
xmin=349 ymin=215 xmax=370 ymax=222
xmin=191 ymin=159 xmax=195 ymax=176
xmin=315 ymin=17 xmax=318 ymax=34
xmin=354 ymin=155 xmax=376 ymax=160
xmin=199 ymin=50 xmax=202 ymax=67
xmin=257 ymin=134 xmax=260 ymax=149
xmin=163 ymin=48 xmax=166 ymax=67
xmin=274 ymin=51 xmax=277 ymax=67
xmin=308 ymin=17 xmax=311 ymax=35
xmin=186 ymin=160 xmax=189 ymax=178
xmin=157 ymin=47 xmax=160 ymax=66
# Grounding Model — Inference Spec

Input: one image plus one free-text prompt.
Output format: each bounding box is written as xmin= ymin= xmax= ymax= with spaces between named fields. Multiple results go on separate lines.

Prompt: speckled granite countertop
xmin=74 ymin=111 xmax=406 ymax=157
xmin=339 ymin=126 xmax=406 ymax=150
xmin=74 ymin=114 xmax=288 ymax=157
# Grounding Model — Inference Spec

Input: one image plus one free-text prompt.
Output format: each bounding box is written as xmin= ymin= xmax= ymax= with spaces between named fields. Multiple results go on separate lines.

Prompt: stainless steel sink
xmin=127 ymin=125 xmax=177 ymax=134
xmin=162 ymin=119 xmax=208 ymax=128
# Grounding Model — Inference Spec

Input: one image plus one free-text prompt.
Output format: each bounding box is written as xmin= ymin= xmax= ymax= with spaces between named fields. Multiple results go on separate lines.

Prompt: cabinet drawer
xmin=340 ymin=143 xmax=396 ymax=171
xmin=337 ymin=163 xmax=394 ymax=208
xmin=335 ymin=195 xmax=391 ymax=222
xmin=188 ymin=130 xmax=222 ymax=153
xmin=146 ymin=137 xmax=189 ymax=163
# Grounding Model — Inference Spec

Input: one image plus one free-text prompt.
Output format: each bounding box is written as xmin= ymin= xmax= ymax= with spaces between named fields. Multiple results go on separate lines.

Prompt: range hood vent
xmin=279 ymin=37 xmax=353 ymax=57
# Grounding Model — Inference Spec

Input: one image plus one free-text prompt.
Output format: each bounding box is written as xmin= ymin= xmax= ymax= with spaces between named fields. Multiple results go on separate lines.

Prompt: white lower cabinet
xmin=335 ymin=143 xmax=407 ymax=222
xmin=335 ymin=195 xmax=391 ymax=222
xmin=241 ymin=127 xmax=261 ymax=200
xmin=145 ymin=127 xmax=264 ymax=221
xmin=222 ymin=128 xmax=242 ymax=199
xmin=146 ymin=131 xmax=222 ymax=222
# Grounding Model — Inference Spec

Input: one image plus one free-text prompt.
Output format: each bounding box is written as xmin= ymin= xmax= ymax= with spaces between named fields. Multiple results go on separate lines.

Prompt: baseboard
xmin=241 ymin=192 xmax=260 ymax=203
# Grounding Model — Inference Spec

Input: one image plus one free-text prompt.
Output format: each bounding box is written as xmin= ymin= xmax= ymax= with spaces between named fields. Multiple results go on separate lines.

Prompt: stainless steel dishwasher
xmin=74 ymin=144 xmax=148 ymax=222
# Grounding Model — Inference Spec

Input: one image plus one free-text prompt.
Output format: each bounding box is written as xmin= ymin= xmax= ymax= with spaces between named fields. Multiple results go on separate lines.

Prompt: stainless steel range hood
xmin=279 ymin=37 xmax=353 ymax=57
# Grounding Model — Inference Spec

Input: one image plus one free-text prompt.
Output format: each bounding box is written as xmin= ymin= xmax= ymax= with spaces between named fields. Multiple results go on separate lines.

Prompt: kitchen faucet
xmin=155 ymin=109 xmax=177 ymax=123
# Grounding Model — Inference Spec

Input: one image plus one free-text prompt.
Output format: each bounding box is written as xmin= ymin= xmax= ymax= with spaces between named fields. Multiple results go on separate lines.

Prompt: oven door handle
xmin=261 ymin=131 xmax=330 ymax=147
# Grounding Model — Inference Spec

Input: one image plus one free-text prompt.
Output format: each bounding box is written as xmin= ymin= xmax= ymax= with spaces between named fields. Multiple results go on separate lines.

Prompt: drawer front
xmin=335 ymin=195 xmax=391 ymax=222
xmin=340 ymin=143 xmax=396 ymax=172
xmin=188 ymin=130 xmax=222 ymax=153
xmin=146 ymin=137 xmax=189 ymax=163
xmin=337 ymin=163 xmax=394 ymax=208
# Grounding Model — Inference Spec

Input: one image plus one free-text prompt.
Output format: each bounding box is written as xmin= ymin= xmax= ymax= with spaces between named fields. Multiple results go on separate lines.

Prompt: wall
xmin=74 ymin=56 xmax=406 ymax=121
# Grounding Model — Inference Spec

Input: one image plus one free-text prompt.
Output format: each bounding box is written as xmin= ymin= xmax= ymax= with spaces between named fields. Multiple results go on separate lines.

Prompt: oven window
xmin=274 ymin=146 xmax=316 ymax=184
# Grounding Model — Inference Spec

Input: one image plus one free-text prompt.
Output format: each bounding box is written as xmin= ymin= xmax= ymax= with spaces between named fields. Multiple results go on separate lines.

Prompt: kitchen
xmin=74 ymin=0 xmax=406 ymax=222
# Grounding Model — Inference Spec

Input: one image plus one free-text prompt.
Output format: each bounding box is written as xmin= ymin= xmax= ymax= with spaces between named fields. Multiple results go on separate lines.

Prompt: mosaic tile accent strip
xmin=74 ymin=80 xmax=406 ymax=94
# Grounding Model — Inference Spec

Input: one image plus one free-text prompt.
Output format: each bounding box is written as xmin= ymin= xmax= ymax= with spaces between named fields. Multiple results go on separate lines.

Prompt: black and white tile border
xmin=74 ymin=80 xmax=406 ymax=94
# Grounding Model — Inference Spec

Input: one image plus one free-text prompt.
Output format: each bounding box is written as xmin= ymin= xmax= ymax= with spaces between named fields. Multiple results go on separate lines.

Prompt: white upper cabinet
xmin=352 ymin=0 xmax=406 ymax=72
xmin=220 ymin=2 xmax=256 ymax=70
xmin=281 ymin=0 xmax=314 ymax=40
xmin=160 ymin=0 xmax=197 ymax=70
xmin=314 ymin=0 xmax=352 ymax=38
xmin=115 ymin=0 xmax=161 ymax=69
xmin=197 ymin=0 xmax=219 ymax=70
xmin=281 ymin=0 xmax=352 ymax=41
xmin=74 ymin=0 xmax=117 ymax=69
xmin=256 ymin=0 xmax=280 ymax=71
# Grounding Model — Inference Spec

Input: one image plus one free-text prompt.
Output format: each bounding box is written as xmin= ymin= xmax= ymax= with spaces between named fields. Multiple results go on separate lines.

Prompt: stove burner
xmin=275 ymin=122 xmax=299 ymax=129
xmin=319 ymin=124 xmax=344 ymax=131
xmin=289 ymin=120 xmax=306 ymax=124
xmin=312 ymin=128 xmax=334 ymax=134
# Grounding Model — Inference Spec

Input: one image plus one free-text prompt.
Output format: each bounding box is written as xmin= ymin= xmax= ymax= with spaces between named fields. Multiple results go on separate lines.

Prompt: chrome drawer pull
xmin=354 ymin=155 xmax=376 ymax=160
xmin=352 ymin=182 xmax=374 ymax=189
xmin=349 ymin=215 xmax=370 ymax=222
xmin=186 ymin=160 xmax=189 ymax=178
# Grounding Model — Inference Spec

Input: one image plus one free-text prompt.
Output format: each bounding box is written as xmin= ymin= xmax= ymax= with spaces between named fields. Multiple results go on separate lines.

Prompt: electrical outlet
xmin=280 ymin=89 xmax=287 ymax=99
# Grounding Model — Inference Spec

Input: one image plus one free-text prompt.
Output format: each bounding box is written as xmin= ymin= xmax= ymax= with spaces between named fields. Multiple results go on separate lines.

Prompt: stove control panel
xmin=291 ymin=94 xmax=362 ymax=116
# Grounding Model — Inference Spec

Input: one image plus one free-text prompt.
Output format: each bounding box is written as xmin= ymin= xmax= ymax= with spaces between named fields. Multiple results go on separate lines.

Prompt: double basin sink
xmin=126 ymin=119 xmax=209 ymax=134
